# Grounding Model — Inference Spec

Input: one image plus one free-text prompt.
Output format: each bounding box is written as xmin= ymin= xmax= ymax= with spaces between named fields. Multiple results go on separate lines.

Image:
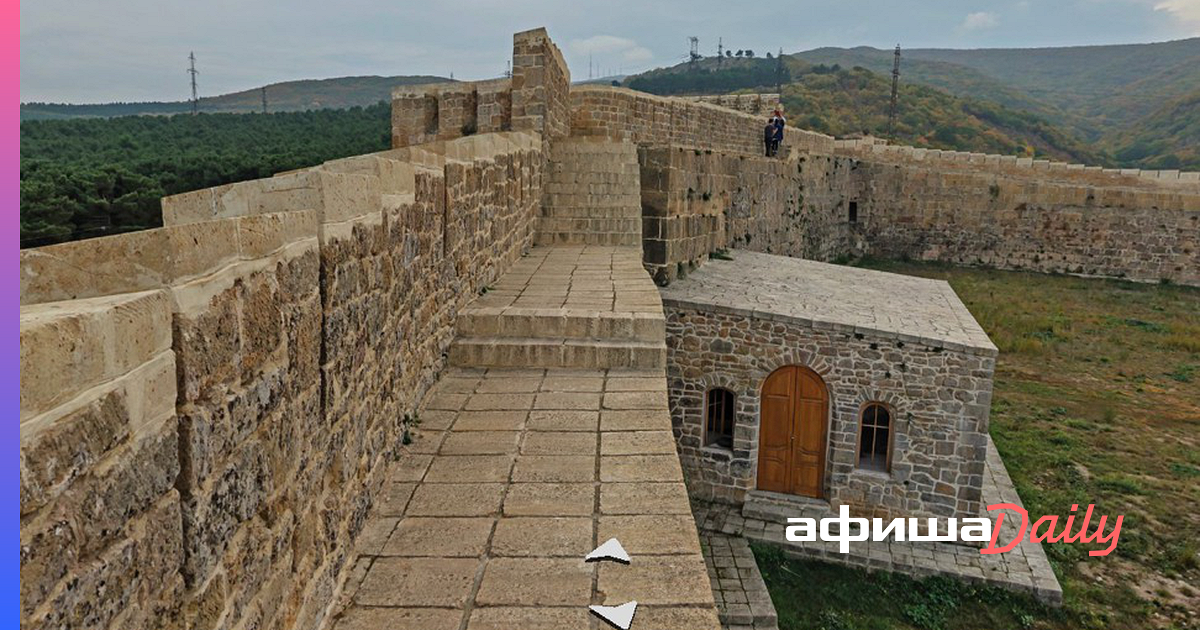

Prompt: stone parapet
xmin=570 ymin=85 xmax=835 ymax=157
xmin=682 ymin=93 xmax=783 ymax=119
xmin=20 ymin=125 xmax=545 ymax=630
xmin=835 ymin=138 xmax=1200 ymax=190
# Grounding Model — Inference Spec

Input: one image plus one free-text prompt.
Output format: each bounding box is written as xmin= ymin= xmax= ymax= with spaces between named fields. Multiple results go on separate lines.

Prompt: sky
xmin=20 ymin=0 xmax=1200 ymax=103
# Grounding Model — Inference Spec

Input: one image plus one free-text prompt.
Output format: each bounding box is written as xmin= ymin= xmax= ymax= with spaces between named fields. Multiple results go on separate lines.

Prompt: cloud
xmin=568 ymin=35 xmax=653 ymax=63
xmin=1153 ymin=0 xmax=1200 ymax=33
xmin=961 ymin=11 xmax=1000 ymax=30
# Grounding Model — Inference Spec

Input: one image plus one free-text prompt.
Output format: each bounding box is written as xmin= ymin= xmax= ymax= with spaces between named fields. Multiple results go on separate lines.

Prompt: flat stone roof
xmin=660 ymin=252 xmax=997 ymax=356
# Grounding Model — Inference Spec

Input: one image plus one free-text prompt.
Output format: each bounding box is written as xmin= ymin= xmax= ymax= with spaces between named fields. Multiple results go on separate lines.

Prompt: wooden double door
xmin=756 ymin=365 xmax=828 ymax=498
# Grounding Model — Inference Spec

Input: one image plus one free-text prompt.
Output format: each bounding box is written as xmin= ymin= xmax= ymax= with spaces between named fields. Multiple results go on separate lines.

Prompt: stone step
xmin=543 ymin=185 xmax=638 ymax=197
xmin=741 ymin=490 xmax=833 ymax=523
xmin=539 ymin=205 xmax=641 ymax=219
xmin=541 ymin=138 xmax=641 ymax=246
xmin=534 ymin=232 xmax=642 ymax=247
xmin=537 ymin=217 xmax=641 ymax=234
xmin=448 ymin=336 xmax=666 ymax=369
xmin=456 ymin=308 xmax=664 ymax=342
xmin=549 ymin=144 xmax=638 ymax=157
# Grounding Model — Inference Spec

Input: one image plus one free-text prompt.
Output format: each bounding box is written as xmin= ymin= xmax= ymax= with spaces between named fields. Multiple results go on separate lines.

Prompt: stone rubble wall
xmin=19 ymin=131 xmax=544 ymax=630
xmin=665 ymin=305 xmax=995 ymax=520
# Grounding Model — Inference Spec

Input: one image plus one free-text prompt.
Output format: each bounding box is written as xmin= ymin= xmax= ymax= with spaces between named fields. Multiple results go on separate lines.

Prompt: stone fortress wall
xmin=19 ymin=28 xmax=563 ymax=630
xmin=16 ymin=25 xmax=1199 ymax=630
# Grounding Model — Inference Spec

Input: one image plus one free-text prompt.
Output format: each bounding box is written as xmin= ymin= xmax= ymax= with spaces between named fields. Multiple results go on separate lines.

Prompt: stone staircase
xmin=448 ymin=246 xmax=666 ymax=369
xmin=536 ymin=137 xmax=642 ymax=246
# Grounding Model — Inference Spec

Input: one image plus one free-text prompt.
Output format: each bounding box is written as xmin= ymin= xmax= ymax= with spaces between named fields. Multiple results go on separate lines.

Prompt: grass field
xmin=755 ymin=262 xmax=1200 ymax=630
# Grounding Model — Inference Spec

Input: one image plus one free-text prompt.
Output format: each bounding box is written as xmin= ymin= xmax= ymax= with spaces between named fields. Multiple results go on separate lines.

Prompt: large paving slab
xmin=330 ymin=367 xmax=721 ymax=629
xmin=660 ymin=252 xmax=996 ymax=354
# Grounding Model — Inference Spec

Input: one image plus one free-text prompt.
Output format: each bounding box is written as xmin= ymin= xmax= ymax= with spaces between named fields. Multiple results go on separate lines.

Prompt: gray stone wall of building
xmin=664 ymin=305 xmax=995 ymax=521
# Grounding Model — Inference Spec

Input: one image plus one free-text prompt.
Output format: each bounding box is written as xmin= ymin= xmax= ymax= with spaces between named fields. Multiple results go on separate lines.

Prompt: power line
xmin=187 ymin=52 xmax=199 ymax=115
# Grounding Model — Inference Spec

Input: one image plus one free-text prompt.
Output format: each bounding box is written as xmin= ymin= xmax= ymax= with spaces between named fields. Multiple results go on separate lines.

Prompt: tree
xmin=745 ymin=50 xmax=755 ymax=58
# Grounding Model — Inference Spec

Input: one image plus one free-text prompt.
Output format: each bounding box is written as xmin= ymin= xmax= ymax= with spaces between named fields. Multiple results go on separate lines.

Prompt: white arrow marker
xmin=585 ymin=537 xmax=631 ymax=564
xmin=590 ymin=601 xmax=637 ymax=629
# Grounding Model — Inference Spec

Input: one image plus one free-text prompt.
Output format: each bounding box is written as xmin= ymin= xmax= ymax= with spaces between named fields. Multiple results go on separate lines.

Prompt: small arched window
xmin=858 ymin=403 xmax=892 ymax=472
xmin=705 ymin=388 xmax=736 ymax=449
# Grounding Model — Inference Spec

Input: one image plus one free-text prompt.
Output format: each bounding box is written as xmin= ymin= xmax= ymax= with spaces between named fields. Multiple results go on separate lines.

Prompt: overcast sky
xmin=20 ymin=0 xmax=1200 ymax=103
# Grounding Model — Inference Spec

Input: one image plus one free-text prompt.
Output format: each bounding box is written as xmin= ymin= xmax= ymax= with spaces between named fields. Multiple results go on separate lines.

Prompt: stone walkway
xmin=701 ymin=532 xmax=778 ymax=630
xmin=694 ymin=438 xmax=1063 ymax=605
xmin=330 ymin=373 xmax=721 ymax=628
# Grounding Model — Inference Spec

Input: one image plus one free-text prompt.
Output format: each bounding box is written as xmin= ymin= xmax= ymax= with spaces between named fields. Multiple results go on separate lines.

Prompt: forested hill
xmin=901 ymin=38 xmax=1200 ymax=128
xmin=20 ymin=103 xmax=392 ymax=247
xmin=20 ymin=75 xmax=451 ymax=120
xmin=625 ymin=57 xmax=1104 ymax=164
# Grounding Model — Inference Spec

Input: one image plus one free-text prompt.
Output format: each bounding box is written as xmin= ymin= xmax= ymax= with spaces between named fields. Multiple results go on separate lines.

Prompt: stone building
xmin=661 ymin=252 xmax=997 ymax=522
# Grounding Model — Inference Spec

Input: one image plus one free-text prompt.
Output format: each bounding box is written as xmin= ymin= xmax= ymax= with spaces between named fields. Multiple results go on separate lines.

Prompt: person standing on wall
xmin=771 ymin=109 xmax=786 ymax=157
xmin=764 ymin=118 xmax=777 ymax=157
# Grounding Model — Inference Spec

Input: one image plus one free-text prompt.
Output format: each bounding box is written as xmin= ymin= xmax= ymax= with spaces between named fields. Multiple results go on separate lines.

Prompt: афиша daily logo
xmin=786 ymin=503 xmax=1123 ymax=556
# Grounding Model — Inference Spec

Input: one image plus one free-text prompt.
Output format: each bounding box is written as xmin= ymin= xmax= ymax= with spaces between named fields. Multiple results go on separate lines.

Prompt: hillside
xmin=902 ymin=38 xmax=1200 ymax=129
xmin=20 ymin=74 xmax=451 ymax=120
xmin=793 ymin=47 xmax=1093 ymax=136
xmin=1110 ymin=90 xmax=1200 ymax=170
xmin=794 ymin=39 xmax=1200 ymax=168
xmin=625 ymin=58 xmax=1105 ymax=164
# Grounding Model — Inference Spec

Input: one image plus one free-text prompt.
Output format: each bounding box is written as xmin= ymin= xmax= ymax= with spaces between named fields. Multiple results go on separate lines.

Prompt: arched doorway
xmin=757 ymin=365 xmax=828 ymax=498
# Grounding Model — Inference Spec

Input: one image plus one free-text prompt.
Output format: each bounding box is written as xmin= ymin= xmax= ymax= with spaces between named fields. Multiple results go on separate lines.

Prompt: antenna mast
xmin=717 ymin=37 xmax=724 ymax=66
xmin=887 ymin=44 xmax=901 ymax=139
xmin=261 ymin=86 xmax=267 ymax=114
xmin=688 ymin=36 xmax=700 ymax=67
xmin=188 ymin=52 xmax=199 ymax=114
